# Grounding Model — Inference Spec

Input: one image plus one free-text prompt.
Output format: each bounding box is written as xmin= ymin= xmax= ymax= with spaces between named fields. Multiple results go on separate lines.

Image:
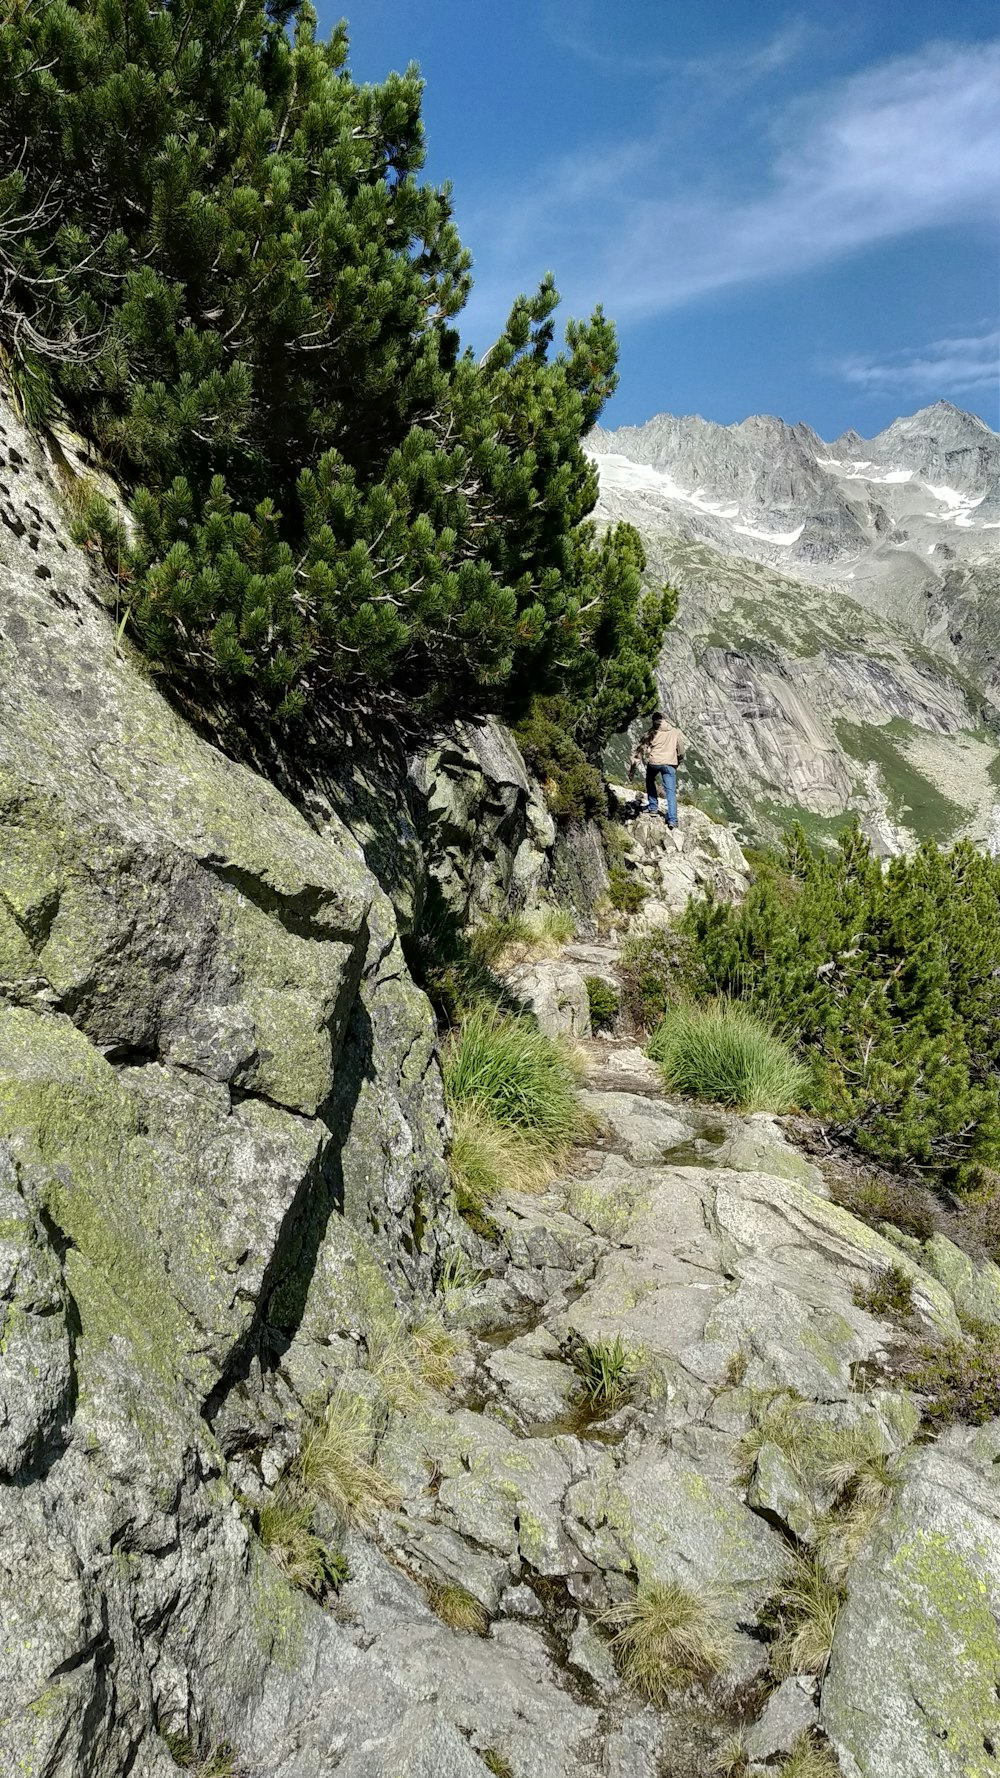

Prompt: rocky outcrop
xmin=0 ymin=388 xmax=452 ymax=1774
xmin=592 ymin=403 xmax=1000 ymax=854
xmin=409 ymin=718 xmax=557 ymax=922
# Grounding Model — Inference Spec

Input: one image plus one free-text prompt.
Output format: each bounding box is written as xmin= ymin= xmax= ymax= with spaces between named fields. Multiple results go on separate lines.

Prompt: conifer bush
xmin=0 ymin=0 xmax=673 ymax=729
xmin=682 ymin=824 xmax=1000 ymax=1179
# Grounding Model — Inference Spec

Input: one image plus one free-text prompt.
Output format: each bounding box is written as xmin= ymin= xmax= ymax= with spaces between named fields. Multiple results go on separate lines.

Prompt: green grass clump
xmin=764 ymin=1553 xmax=844 ymax=1678
xmin=648 ymin=1000 xmax=806 ymax=1111
xmin=569 ymin=1334 xmax=631 ymax=1409
xmin=256 ymin=1488 xmax=348 ymax=1599
xmin=163 ymin=1734 xmax=239 ymax=1777
xmin=905 ymin=1325 xmax=1000 ymax=1426
xmin=426 ymin=1581 xmax=490 ymax=1634
xmin=469 ymin=905 xmax=575 ymax=968
xmin=408 ymin=1312 xmax=465 ymax=1391
xmin=296 ymin=1387 xmax=401 ymax=1523
xmin=585 ymin=975 xmax=620 ymax=1032
xmin=600 ymin=1580 xmax=729 ymax=1701
xmin=481 ymin=1751 xmax=514 ymax=1777
xmin=779 ymin=1733 xmax=843 ymax=1777
xmin=444 ymin=1008 xmax=584 ymax=1214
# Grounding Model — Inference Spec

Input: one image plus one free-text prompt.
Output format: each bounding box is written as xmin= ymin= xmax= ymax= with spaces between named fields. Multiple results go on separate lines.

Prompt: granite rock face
xmin=592 ymin=402 xmax=1000 ymax=854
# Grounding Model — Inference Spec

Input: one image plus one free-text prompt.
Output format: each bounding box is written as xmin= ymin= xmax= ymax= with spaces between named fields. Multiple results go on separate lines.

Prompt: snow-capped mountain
xmin=591 ymin=403 xmax=1000 ymax=855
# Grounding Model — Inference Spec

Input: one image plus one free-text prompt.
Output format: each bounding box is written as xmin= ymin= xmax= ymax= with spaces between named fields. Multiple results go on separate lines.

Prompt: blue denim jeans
xmin=646 ymin=763 xmax=677 ymax=826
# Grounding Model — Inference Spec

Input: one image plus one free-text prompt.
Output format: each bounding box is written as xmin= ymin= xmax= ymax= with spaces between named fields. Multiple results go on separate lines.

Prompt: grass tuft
xmin=600 ymin=1580 xmax=730 ymax=1702
xmin=648 ymin=1000 xmax=807 ymax=1111
xmin=256 ymin=1487 xmax=348 ymax=1599
xmin=296 ymin=1387 xmax=401 ymax=1523
xmin=470 ymin=905 xmax=575 ymax=968
xmin=426 ymin=1580 xmax=490 ymax=1634
xmin=780 ymin=1732 xmax=844 ymax=1777
xmin=481 ymin=1751 xmax=514 ymax=1778
xmin=409 ymin=1312 xmax=465 ymax=1391
xmin=444 ymin=1008 xmax=585 ymax=1214
xmin=569 ymin=1334 xmax=632 ymax=1409
xmin=764 ymin=1552 xmax=843 ymax=1678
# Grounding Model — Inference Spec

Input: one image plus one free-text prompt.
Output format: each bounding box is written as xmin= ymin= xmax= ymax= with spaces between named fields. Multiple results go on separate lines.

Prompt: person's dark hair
xmin=652 ymin=711 xmax=665 ymax=728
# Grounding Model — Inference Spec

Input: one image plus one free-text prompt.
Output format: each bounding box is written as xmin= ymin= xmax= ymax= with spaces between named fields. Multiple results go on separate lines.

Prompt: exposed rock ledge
xmin=1 ymin=384 xmax=999 ymax=1778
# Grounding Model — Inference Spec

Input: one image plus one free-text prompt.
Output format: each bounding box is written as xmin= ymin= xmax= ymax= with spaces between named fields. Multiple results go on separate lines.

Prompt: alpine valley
xmin=591 ymin=401 xmax=1000 ymax=851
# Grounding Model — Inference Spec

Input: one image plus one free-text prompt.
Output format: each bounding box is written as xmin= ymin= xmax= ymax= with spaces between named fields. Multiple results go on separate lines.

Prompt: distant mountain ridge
xmin=590 ymin=403 xmax=1000 ymax=854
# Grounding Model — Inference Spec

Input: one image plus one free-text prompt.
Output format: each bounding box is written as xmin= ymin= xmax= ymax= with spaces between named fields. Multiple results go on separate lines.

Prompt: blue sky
xmin=324 ymin=1 xmax=1000 ymax=439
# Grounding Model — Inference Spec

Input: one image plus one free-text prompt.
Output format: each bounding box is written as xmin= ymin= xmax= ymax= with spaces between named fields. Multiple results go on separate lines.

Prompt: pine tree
xmin=0 ymin=0 xmax=672 ymax=728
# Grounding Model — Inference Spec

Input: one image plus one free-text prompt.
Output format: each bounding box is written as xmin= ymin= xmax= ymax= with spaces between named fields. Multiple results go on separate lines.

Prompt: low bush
xmin=617 ymin=926 xmax=693 ymax=1032
xmin=513 ymin=697 xmax=607 ymax=823
xmin=648 ymin=1001 xmax=807 ymax=1111
xmin=681 ymin=824 xmax=1000 ymax=1179
xmin=827 ymin=1172 xmax=936 ymax=1242
xmin=905 ymin=1325 xmax=1000 ymax=1425
xmin=585 ymin=975 xmax=620 ymax=1032
xmin=607 ymin=868 xmax=648 ymax=915
xmin=853 ymin=1264 xmax=914 ymax=1321
xmin=600 ymin=1580 xmax=729 ymax=1702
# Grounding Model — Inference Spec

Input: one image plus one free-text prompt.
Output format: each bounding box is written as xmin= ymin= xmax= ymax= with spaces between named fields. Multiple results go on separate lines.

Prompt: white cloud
xmin=836 ymin=329 xmax=1000 ymax=396
xmin=461 ymin=39 xmax=1000 ymax=331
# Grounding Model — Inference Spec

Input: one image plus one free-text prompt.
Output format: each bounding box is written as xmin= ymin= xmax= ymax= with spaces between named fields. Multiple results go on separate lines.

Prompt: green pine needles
xmin=0 ymin=0 xmax=673 ymax=729
xmin=682 ymin=822 xmax=1000 ymax=1179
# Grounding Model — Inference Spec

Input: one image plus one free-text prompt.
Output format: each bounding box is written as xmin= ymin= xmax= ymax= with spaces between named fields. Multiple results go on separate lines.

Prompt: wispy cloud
xmin=836 ymin=328 xmax=1000 ymax=397
xmin=545 ymin=10 xmax=810 ymax=88
xmin=462 ymin=39 xmax=1000 ymax=333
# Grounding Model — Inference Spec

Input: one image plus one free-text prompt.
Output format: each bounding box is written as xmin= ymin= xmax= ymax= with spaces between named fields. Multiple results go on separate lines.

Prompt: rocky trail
xmin=267 ymin=1010 xmax=1000 ymax=1778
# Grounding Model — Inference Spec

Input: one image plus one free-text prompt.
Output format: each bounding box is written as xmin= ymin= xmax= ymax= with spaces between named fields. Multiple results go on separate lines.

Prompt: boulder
xmin=505 ymin=956 xmax=592 ymax=1038
xmin=822 ymin=1449 xmax=1000 ymax=1778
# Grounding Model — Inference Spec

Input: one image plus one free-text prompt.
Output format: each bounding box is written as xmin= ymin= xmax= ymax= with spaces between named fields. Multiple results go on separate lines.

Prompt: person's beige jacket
xmin=632 ymin=724 xmax=686 ymax=769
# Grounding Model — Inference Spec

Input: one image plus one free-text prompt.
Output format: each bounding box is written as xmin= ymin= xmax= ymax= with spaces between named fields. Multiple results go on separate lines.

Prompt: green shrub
xmin=3 ymin=4 xmax=673 ymax=730
xmin=617 ymin=925 xmax=692 ymax=1030
xmin=514 ymin=698 xmax=608 ymax=822
xmin=648 ymin=1001 xmax=807 ymax=1111
xmin=906 ymin=1326 xmax=1000 ymax=1425
xmin=853 ymin=1264 xmax=914 ymax=1321
xmin=607 ymin=868 xmax=648 ymax=914
xmin=682 ymin=824 xmax=1000 ymax=1178
xmin=585 ymin=976 xmax=620 ymax=1032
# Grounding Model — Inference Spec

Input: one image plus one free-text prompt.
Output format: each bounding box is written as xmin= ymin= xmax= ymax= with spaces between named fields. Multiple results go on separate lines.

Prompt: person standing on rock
xmin=630 ymin=712 xmax=686 ymax=831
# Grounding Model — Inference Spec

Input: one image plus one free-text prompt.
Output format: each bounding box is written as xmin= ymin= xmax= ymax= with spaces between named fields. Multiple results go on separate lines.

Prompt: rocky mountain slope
xmin=592 ymin=403 xmax=1000 ymax=850
xmin=2 ymin=378 xmax=1000 ymax=1777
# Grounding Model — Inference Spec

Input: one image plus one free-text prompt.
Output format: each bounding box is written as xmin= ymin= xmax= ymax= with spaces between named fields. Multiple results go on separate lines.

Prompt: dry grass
xmin=600 ymin=1580 xmax=730 ymax=1702
xmin=766 ymin=1553 xmax=843 ymax=1678
xmin=780 ymin=1732 xmax=843 ymax=1776
xmin=296 ymin=1387 xmax=400 ymax=1523
xmin=256 ymin=1487 xmax=347 ymax=1598
xmin=426 ymin=1580 xmax=490 ymax=1634
xmin=409 ymin=1312 xmax=465 ymax=1391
